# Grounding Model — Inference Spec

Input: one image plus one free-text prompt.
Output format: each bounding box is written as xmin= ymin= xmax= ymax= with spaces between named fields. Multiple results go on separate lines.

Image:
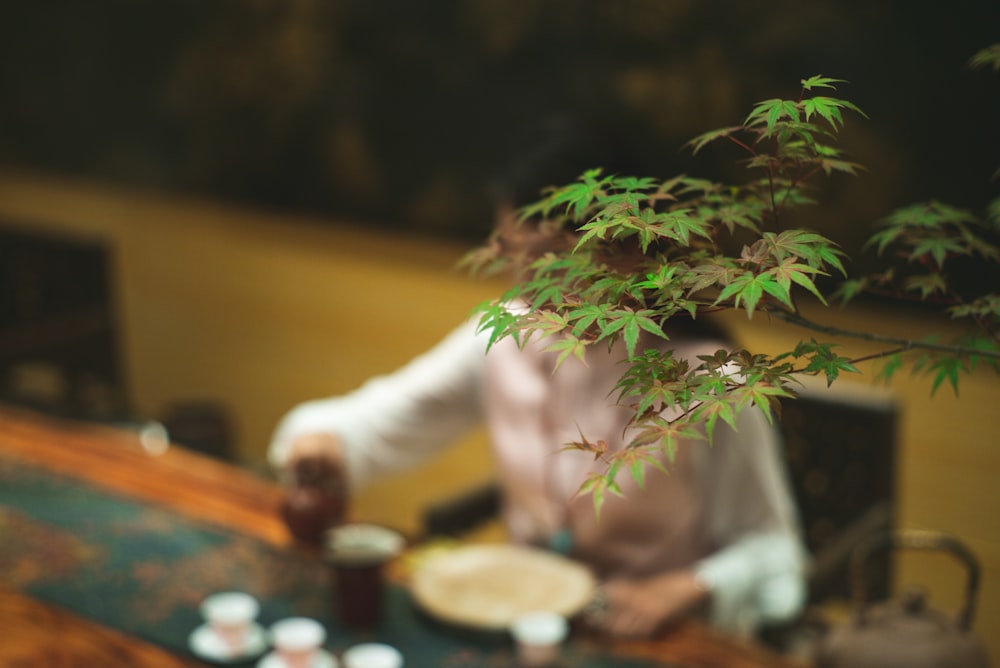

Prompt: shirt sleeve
xmin=268 ymin=318 xmax=488 ymax=488
xmin=693 ymin=405 xmax=808 ymax=634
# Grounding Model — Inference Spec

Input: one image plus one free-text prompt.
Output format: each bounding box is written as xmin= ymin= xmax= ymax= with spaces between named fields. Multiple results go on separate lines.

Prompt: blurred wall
xmin=1 ymin=1 xmax=998 ymax=247
xmin=0 ymin=170 xmax=997 ymax=662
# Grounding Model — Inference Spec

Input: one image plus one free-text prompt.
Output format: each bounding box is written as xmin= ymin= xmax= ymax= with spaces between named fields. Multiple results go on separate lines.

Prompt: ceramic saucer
xmin=188 ymin=622 xmax=268 ymax=663
xmin=256 ymin=649 xmax=339 ymax=668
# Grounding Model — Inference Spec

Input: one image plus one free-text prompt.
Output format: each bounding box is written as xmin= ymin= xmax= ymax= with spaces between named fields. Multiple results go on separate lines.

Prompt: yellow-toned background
xmin=1 ymin=170 xmax=997 ymax=662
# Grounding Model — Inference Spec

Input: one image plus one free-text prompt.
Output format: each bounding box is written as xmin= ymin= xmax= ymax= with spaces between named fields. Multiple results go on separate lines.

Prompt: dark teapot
xmin=817 ymin=529 xmax=991 ymax=668
xmin=279 ymin=455 xmax=348 ymax=546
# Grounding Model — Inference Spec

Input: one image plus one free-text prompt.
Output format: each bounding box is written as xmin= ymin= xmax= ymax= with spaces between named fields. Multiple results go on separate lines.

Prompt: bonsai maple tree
xmin=464 ymin=48 xmax=1000 ymax=509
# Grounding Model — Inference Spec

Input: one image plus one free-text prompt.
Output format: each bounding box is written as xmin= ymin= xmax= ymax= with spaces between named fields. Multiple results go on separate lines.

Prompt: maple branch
xmin=774 ymin=311 xmax=1000 ymax=360
xmin=843 ymin=345 xmax=914 ymax=366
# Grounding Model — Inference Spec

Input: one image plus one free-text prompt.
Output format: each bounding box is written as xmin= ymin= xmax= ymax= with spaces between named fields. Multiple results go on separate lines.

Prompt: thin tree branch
xmin=774 ymin=311 xmax=1000 ymax=360
xmin=844 ymin=345 xmax=914 ymax=366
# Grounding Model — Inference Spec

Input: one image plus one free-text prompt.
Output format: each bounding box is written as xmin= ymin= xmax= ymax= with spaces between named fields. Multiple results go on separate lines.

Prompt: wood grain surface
xmin=0 ymin=404 xmax=807 ymax=668
xmin=0 ymin=585 xmax=200 ymax=668
xmin=0 ymin=404 xmax=289 ymax=546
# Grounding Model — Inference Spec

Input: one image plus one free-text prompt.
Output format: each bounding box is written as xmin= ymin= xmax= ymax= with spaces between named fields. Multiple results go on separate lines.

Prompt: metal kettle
xmin=817 ymin=529 xmax=991 ymax=668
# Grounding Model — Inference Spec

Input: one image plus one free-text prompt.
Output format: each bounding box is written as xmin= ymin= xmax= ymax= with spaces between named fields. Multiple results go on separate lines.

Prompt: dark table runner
xmin=0 ymin=454 xmax=669 ymax=667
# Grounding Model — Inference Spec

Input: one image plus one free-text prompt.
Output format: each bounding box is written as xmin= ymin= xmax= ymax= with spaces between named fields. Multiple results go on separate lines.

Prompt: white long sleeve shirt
xmin=269 ymin=317 xmax=807 ymax=634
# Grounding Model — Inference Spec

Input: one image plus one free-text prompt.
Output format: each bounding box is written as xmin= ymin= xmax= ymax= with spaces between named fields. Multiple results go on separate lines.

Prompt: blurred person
xmin=268 ymin=119 xmax=806 ymax=639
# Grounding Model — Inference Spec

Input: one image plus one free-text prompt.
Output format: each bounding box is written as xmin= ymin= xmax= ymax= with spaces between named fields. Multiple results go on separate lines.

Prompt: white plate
xmin=188 ymin=622 xmax=268 ymax=663
xmin=256 ymin=649 xmax=339 ymax=668
xmin=410 ymin=544 xmax=596 ymax=630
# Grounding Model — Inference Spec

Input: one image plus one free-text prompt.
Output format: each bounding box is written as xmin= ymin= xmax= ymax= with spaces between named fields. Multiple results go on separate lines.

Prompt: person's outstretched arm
xmin=268 ymin=318 xmax=488 ymax=487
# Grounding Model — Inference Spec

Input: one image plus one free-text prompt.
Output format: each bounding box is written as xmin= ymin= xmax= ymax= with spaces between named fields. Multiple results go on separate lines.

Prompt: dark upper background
xmin=1 ymin=0 xmax=997 ymax=262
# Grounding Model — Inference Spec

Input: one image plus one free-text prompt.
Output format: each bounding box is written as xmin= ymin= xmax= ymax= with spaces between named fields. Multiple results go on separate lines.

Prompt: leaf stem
xmin=725 ymin=134 xmax=757 ymax=157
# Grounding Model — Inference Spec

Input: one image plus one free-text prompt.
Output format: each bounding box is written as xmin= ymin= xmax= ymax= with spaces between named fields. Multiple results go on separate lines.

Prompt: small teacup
xmin=270 ymin=617 xmax=327 ymax=668
xmin=342 ymin=642 xmax=404 ymax=668
xmin=510 ymin=611 xmax=568 ymax=667
xmin=199 ymin=591 xmax=260 ymax=655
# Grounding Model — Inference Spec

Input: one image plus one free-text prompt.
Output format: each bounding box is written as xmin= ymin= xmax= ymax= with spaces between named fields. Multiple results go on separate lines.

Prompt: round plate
xmin=410 ymin=544 xmax=596 ymax=630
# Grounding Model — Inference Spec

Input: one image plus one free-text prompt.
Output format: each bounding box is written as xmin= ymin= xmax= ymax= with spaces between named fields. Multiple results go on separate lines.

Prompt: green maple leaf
xmin=714 ymin=272 xmax=772 ymax=317
xmin=813 ymin=143 xmax=843 ymax=157
xmin=574 ymin=215 xmax=621 ymax=249
xmin=802 ymin=97 xmax=841 ymax=127
xmin=475 ymin=302 xmax=521 ymax=351
xmin=688 ymin=258 xmax=742 ymax=293
xmin=758 ymin=271 xmax=795 ymax=309
xmin=818 ymin=158 xmax=864 ymax=176
xmin=650 ymin=209 xmax=713 ymax=246
xmin=903 ymin=273 xmax=949 ymax=299
xmin=610 ymin=175 xmax=659 ymax=191
xmin=532 ymin=310 xmax=571 ymax=338
xmin=714 ymin=204 xmax=764 ymax=234
xmin=928 ymin=357 xmax=964 ymax=396
xmin=963 ymin=234 xmax=1000 ymax=262
xmin=674 ymin=177 xmax=721 ymax=197
xmin=961 ymin=336 xmax=1000 ymax=372
xmin=775 ymin=259 xmax=829 ymax=304
xmin=948 ymin=295 xmax=1000 ymax=321
xmin=562 ymin=424 xmax=608 ymax=459
xmin=873 ymin=352 xmax=903 ymax=385
xmin=685 ymin=126 xmax=744 ymax=155
xmin=760 ymin=230 xmax=846 ymax=275
xmin=567 ymin=304 xmax=608 ymax=337
xmin=909 ymin=237 xmax=967 ymax=268
xmin=578 ymin=471 xmax=624 ymax=519
xmin=528 ymin=282 xmax=566 ymax=310
xmin=728 ymin=383 xmax=795 ymax=423
xmin=865 ymin=226 xmax=905 ymax=256
xmin=599 ymin=309 xmax=667 ymax=356
xmin=969 ymin=44 xmax=1000 ymax=72
xmin=802 ymin=96 xmax=867 ymax=129
xmin=546 ymin=335 xmax=588 ymax=369
xmin=800 ymin=343 xmax=860 ymax=386
xmin=615 ymin=446 xmax=669 ymax=490
xmin=633 ymin=264 xmax=682 ymax=293
xmin=629 ymin=381 xmax=680 ymax=420
xmin=691 ymin=396 xmax=738 ymax=443
xmin=630 ymin=416 xmax=705 ymax=461
xmin=987 ymin=197 xmax=1000 ymax=226
xmin=745 ymin=98 xmax=791 ymax=130
xmin=880 ymin=201 xmax=978 ymax=229
xmin=832 ymin=277 xmax=869 ymax=304
xmin=800 ymin=75 xmax=847 ymax=90
xmin=545 ymin=168 xmax=612 ymax=219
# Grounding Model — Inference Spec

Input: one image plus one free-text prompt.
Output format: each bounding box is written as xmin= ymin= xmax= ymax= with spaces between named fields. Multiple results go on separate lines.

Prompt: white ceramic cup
xmin=270 ymin=617 xmax=327 ymax=668
xmin=509 ymin=611 xmax=568 ymax=667
xmin=199 ymin=591 xmax=260 ymax=654
xmin=341 ymin=642 xmax=404 ymax=668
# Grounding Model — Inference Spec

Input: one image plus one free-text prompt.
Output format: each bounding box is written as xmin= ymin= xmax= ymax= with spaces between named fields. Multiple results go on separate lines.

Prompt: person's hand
xmin=285 ymin=432 xmax=345 ymax=473
xmin=585 ymin=569 xmax=710 ymax=638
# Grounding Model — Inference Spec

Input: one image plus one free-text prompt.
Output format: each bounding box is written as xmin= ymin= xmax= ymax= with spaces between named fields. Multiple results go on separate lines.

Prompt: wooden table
xmin=0 ymin=405 xmax=806 ymax=668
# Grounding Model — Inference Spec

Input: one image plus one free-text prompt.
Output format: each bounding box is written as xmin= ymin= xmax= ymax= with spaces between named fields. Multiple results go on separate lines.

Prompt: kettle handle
xmin=850 ymin=529 xmax=980 ymax=630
